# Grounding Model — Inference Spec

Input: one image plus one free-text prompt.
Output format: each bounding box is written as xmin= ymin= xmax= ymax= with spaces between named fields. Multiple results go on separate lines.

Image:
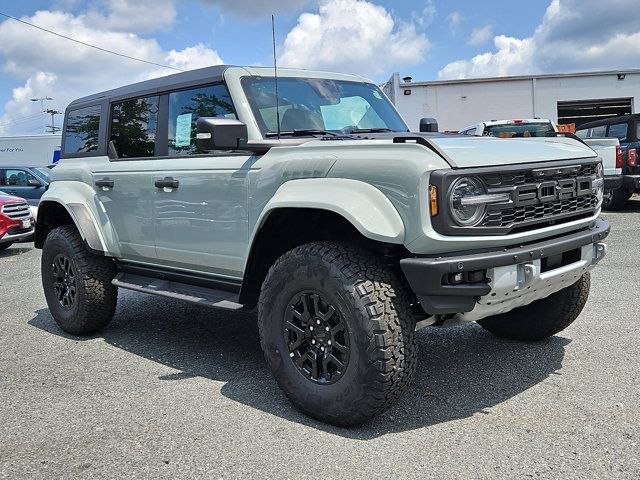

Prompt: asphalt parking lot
xmin=1 ymin=200 xmax=639 ymax=480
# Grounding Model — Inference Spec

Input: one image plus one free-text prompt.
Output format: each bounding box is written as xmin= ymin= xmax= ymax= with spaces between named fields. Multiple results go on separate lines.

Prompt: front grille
xmin=1 ymin=203 xmax=31 ymax=219
xmin=482 ymin=195 xmax=598 ymax=227
xmin=429 ymin=158 xmax=601 ymax=236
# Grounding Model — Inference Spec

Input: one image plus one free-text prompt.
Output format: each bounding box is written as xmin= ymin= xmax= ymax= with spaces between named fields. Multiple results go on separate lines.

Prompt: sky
xmin=1 ymin=0 xmax=639 ymax=135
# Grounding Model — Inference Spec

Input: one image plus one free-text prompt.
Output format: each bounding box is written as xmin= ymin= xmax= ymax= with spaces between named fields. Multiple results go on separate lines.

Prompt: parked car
xmin=36 ymin=65 xmax=608 ymax=427
xmin=0 ymin=166 xmax=51 ymax=206
xmin=459 ymin=118 xmax=623 ymax=210
xmin=576 ymin=114 xmax=640 ymax=210
xmin=458 ymin=119 xmax=557 ymax=137
xmin=0 ymin=190 xmax=35 ymax=250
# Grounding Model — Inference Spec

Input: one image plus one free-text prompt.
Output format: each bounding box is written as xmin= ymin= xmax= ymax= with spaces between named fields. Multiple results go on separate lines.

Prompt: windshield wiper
xmin=265 ymin=129 xmax=339 ymax=137
xmin=348 ymin=128 xmax=396 ymax=133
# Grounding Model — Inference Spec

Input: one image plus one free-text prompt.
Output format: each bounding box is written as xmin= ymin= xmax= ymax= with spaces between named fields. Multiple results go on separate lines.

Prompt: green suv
xmin=36 ymin=66 xmax=609 ymax=426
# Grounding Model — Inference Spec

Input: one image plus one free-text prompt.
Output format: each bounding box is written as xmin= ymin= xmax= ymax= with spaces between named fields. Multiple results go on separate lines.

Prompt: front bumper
xmin=400 ymin=219 xmax=610 ymax=318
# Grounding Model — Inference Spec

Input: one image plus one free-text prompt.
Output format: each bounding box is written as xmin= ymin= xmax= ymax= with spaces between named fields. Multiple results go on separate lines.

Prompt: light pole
xmin=30 ymin=97 xmax=53 ymax=134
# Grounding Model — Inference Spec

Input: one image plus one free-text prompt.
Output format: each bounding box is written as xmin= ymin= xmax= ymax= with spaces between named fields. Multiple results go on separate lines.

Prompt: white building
xmin=0 ymin=135 xmax=61 ymax=166
xmin=384 ymin=69 xmax=640 ymax=132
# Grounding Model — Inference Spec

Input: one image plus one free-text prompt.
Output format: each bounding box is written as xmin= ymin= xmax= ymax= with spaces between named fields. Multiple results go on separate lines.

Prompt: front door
xmin=152 ymin=155 xmax=252 ymax=277
xmin=150 ymin=82 xmax=249 ymax=278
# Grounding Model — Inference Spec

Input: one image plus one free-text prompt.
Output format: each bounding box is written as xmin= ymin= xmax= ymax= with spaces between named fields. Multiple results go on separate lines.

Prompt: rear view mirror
xmin=419 ymin=117 xmax=439 ymax=133
xmin=196 ymin=118 xmax=248 ymax=151
xmin=28 ymin=178 xmax=42 ymax=187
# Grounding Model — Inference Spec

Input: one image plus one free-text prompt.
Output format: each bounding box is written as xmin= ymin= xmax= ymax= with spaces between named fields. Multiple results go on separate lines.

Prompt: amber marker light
xmin=429 ymin=185 xmax=438 ymax=216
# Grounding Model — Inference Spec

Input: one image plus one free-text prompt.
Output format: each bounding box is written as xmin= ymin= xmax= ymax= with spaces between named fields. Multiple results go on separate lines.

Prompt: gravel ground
xmin=1 ymin=200 xmax=639 ymax=479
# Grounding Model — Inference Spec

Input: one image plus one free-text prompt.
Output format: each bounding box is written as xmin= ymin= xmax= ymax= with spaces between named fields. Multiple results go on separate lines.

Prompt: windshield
xmin=241 ymin=77 xmax=408 ymax=136
xmin=484 ymin=122 xmax=555 ymax=138
xmin=33 ymin=167 xmax=51 ymax=182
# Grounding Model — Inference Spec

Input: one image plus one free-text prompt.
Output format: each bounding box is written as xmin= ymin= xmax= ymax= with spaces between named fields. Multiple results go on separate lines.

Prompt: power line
xmin=0 ymin=12 xmax=184 ymax=72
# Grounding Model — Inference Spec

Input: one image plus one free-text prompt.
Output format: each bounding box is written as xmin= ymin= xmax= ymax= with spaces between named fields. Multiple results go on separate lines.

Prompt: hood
xmin=426 ymin=135 xmax=597 ymax=168
xmin=0 ymin=192 xmax=24 ymax=204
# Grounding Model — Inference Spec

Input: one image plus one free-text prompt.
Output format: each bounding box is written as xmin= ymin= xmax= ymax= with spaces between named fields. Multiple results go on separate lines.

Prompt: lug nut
xmin=325 ymin=326 xmax=330 ymax=332
xmin=311 ymin=340 xmax=316 ymax=344
xmin=289 ymin=352 xmax=294 ymax=357
xmin=320 ymin=346 xmax=325 ymax=352
xmin=309 ymin=326 xmax=314 ymax=331
xmin=327 ymin=340 xmax=332 ymax=346
xmin=316 ymin=320 xmax=321 ymax=325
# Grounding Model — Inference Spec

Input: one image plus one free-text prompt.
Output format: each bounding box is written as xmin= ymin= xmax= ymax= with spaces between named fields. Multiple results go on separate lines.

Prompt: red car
xmin=0 ymin=190 xmax=35 ymax=251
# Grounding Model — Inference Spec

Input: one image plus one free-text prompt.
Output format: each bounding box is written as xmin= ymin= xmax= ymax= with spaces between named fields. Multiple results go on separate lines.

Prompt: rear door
xmin=89 ymin=98 xmax=159 ymax=262
xmin=152 ymin=83 xmax=251 ymax=278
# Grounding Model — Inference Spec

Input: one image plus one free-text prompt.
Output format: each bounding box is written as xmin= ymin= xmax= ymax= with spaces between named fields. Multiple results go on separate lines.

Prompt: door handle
xmin=155 ymin=178 xmax=180 ymax=189
xmin=8 ymin=190 xmax=16 ymax=195
xmin=95 ymin=178 xmax=114 ymax=190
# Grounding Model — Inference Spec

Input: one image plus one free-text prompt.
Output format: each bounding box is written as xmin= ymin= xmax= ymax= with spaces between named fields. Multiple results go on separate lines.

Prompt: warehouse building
xmin=383 ymin=69 xmax=640 ymax=133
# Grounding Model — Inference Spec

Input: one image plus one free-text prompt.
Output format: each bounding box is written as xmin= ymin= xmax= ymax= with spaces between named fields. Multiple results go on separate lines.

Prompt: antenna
xmin=271 ymin=14 xmax=281 ymax=140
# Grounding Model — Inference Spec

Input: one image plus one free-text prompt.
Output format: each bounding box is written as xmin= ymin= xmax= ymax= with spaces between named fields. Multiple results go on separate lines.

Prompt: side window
xmin=607 ymin=123 xmax=627 ymax=141
xmin=110 ymin=96 xmax=159 ymax=158
xmin=575 ymin=129 xmax=589 ymax=138
xmin=2 ymin=169 xmax=35 ymax=187
xmin=64 ymin=105 xmax=101 ymax=154
xmin=590 ymin=125 xmax=606 ymax=137
xmin=168 ymin=84 xmax=236 ymax=156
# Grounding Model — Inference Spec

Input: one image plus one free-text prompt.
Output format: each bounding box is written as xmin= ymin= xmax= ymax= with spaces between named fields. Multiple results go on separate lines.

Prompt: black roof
xmin=68 ymin=65 xmax=232 ymax=108
xmin=577 ymin=113 xmax=640 ymax=130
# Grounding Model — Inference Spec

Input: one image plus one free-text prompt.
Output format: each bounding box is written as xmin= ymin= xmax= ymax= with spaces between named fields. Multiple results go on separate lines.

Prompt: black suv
xmin=577 ymin=114 xmax=640 ymax=209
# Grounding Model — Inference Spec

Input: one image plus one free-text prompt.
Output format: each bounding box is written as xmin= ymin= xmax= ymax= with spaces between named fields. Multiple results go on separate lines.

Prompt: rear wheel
xmin=602 ymin=188 xmax=631 ymax=211
xmin=0 ymin=243 xmax=12 ymax=251
xmin=478 ymin=273 xmax=590 ymax=341
xmin=258 ymin=242 xmax=417 ymax=427
xmin=42 ymin=225 xmax=117 ymax=335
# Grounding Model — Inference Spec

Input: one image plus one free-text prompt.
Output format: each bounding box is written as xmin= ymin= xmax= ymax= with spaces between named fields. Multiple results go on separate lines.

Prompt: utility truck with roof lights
xmin=35 ymin=66 xmax=609 ymax=426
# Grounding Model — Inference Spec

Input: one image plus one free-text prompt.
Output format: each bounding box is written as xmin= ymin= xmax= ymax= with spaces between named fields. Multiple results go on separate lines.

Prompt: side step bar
xmin=112 ymin=272 xmax=244 ymax=310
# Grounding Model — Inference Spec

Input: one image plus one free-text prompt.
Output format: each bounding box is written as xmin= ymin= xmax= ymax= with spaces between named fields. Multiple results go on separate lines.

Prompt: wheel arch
xmin=239 ymin=179 xmax=407 ymax=306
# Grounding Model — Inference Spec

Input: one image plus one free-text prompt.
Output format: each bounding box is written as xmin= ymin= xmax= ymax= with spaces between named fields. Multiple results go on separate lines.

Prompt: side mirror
xmin=28 ymin=178 xmax=42 ymax=187
xmin=196 ymin=118 xmax=248 ymax=151
xmin=419 ymin=117 xmax=439 ymax=133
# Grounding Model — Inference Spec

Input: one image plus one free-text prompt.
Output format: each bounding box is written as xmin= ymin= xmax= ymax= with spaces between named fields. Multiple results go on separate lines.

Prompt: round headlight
xmin=594 ymin=163 xmax=604 ymax=209
xmin=448 ymin=176 xmax=487 ymax=226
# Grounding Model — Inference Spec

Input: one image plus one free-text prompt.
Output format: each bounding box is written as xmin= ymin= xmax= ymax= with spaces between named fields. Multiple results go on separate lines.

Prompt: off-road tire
xmin=42 ymin=225 xmax=117 ymax=335
xmin=258 ymin=241 xmax=417 ymax=427
xmin=602 ymin=188 xmax=631 ymax=211
xmin=0 ymin=242 xmax=12 ymax=251
xmin=478 ymin=273 xmax=590 ymax=342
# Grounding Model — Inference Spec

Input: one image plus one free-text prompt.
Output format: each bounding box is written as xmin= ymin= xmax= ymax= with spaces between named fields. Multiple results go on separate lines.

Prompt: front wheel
xmin=42 ymin=225 xmax=118 ymax=335
xmin=258 ymin=242 xmax=417 ymax=427
xmin=478 ymin=273 xmax=590 ymax=341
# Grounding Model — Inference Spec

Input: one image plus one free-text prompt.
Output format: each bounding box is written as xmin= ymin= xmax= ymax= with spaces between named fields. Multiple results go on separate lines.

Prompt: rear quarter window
xmin=607 ymin=123 xmax=627 ymax=141
xmin=64 ymin=105 xmax=102 ymax=154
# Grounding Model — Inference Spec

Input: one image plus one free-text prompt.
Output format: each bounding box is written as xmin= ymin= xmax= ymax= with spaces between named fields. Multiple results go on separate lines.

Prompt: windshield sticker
xmin=175 ymin=113 xmax=193 ymax=147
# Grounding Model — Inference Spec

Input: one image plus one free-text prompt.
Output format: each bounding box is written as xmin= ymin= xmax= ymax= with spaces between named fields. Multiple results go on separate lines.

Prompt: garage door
xmin=557 ymin=98 xmax=632 ymax=128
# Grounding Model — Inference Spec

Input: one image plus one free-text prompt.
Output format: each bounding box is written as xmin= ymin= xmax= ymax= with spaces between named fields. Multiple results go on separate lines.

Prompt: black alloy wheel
xmin=285 ymin=291 xmax=350 ymax=384
xmin=51 ymin=253 xmax=77 ymax=309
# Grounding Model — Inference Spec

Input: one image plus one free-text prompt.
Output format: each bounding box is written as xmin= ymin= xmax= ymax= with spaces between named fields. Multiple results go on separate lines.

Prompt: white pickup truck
xmin=459 ymin=119 xmax=621 ymax=210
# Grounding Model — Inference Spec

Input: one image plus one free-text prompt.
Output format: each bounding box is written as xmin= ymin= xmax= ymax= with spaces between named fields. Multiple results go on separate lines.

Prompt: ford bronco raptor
xmin=36 ymin=66 xmax=609 ymax=426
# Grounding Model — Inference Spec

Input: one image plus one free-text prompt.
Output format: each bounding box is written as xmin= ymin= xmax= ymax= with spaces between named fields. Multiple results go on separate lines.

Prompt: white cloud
xmin=447 ymin=11 xmax=461 ymax=32
xmin=198 ymin=0 xmax=308 ymax=17
xmin=439 ymin=0 xmax=640 ymax=79
xmin=279 ymin=0 xmax=430 ymax=78
xmin=0 ymin=10 xmax=223 ymax=135
xmin=467 ymin=25 xmax=492 ymax=46
xmin=412 ymin=1 xmax=436 ymax=28
xmin=85 ymin=0 xmax=177 ymax=34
